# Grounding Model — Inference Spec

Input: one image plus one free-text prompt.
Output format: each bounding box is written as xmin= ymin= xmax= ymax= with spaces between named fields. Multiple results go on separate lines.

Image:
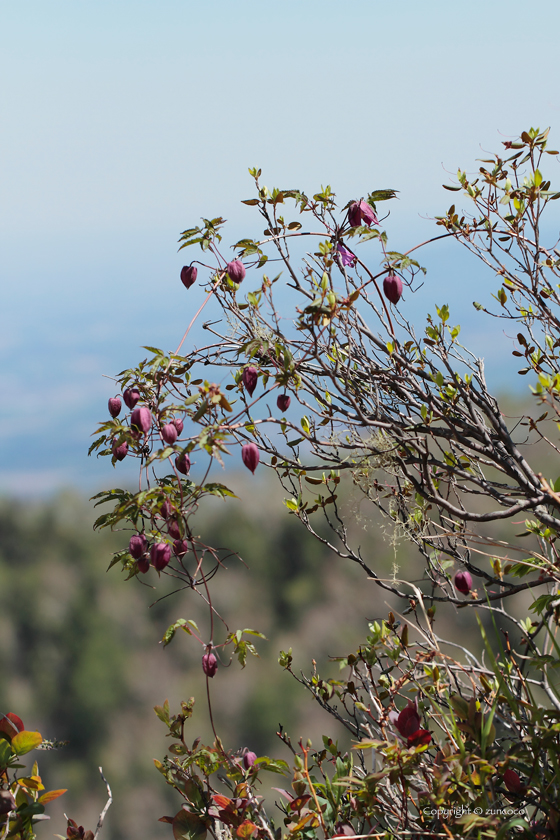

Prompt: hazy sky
xmin=2 ymin=0 xmax=560 ymax=494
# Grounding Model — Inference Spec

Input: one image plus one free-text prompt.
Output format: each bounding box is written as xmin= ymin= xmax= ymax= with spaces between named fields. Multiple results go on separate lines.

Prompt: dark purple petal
xmin=108 ymin=397 xmax=122 ymax=418
xmin=129 ymin=534 xmax=148 ymax=559
xmin=226 ymin=260 xmax=246 ymax=284
xmin=383 ymin=274 xmax=403 ymax=304
xmin=123 ymin=388 xmax=141 ymax=410
xmin=202 ymin=652 xmax=218 ymax=677
xmin=130 ymin=406 xmax=152 ymax=434
xmin=162 ymin=423 xmax=178 ymax=445
xmin=180 ymin=265 xmax=198 ymax=290
xmin=241 ymin=442 xmax=259 ymax=474
xmin=150 ymin=542 xmax=171 ymax=572
xmin=175 ymin=452 xmax=191 ymax=475
xmin=277 ymin=394 xmax=291 ymax=412
xmin=337 ymin=244 xmax=356 ymax=267
xmin=454 ymin=570 xmax=473 ymax=594
xmin=242 ymin=366 xmax=258 ymax=397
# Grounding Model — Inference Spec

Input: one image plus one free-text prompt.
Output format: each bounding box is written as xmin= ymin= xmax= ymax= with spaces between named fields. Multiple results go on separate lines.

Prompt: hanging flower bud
xmin=202 ymin=652 xmax=218 ymax=677
xmin=137 ymin=556 xmax=150 ymax=574
xmin=129 ymin=534 xmax=148 ymax=559
xmin=151 ymin=542 xmax=171 ymax=572
xmin=172 ymin=417 xmax=184 ymax=435
xmin=454 ymin=570 xmax=472 ymax=595
xmin=123 ymin=387 xmax=141 ymax=410
xmin=243 ymin=750 xmax=257 ymax=770
xmin=226 ymin=260 xmax=246 ymax=284
xmin=383 ymin=274 xmax=403 ymax=305
xmin=241 ymin=442 xmax=260 ymax=474
xmin=112 ymin=440 xmax=128 ymax=461
xmin=348 ymin=202 xmax=362 ymax=227
xmin=173 ymin=539 xmax=189 ymax=556
xmin=162 ymin=423 xmax=178 ymax=445
xmin=160 ymin=499 xmax=172 ymax=519
xmin=108 ymin=397 xmax=122 ymax=418
xmin=358 ymin=200 xmax=378 ymax=227
xmin=168 ymin=520 xmax=181 ymax=540
xmin=277 ymin=394 xmax=291 ymax=412
xmin=131 ymin=406 xmax=152 ymax=435
xmin=336 ymin=244 xmax=356 ymax=267
xmin=175 ymin=452 xmax=191 ymax=475
xmin=242 ymin=366 xmax=258 ymax=397
xmin=180 ymin=265 xmax=198 ymax=290
xmin=503 ymin=769 xmax=524 ymax=793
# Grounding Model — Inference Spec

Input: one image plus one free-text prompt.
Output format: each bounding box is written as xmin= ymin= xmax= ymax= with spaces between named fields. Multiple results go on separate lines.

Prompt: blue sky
xmin=2 ymin=0 xmax=560 ymax=494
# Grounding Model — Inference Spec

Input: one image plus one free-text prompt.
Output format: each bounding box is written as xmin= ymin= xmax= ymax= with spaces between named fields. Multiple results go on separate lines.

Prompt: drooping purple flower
xmin=242 ymin=366 xmax=258 ymax=397
xmin=277 ymin=394 xmax=291 ymax=412
xmin=108 ymin=397 xmax=122 ymax=418
xmin=358 ymin=200 xmax=378 ymax=227
xmin=129 ymin=533 xmax=148 ymax=559
xmin=383 ymin=274 xmax=403 ymax=305
xmin=150 ymin=542 xmax=171 ymax=572
xmin=336 ymin=244 xmax=356 ymax=267
xmin=123 ymin=387 xmax=141 ymax=410
xmin=137 ymin=556 xmax=150 ymax=574
xmin=160 ymin=499 xmax=172 ymax=519
xmin=454 ymin=570 xmax=473 ymax=595
xmin=202 ymin=652 xmax=218 ymax=677
xmin=162 ymin=423 xmax=178 ymax=445
xmin=175 ymin=452 xmax=191 ymax=475
xmin=112 ymin=440 xmax=128 ymax=461
xmin=167 ymin=519 xmax=181 ymax=540
xmin=226 ymin=260 xmax=246 ymax=284
xmin=241 ymin=442 xmax=260 ymax=474
xmin=503 ymin=769 xmax=524 ymax=794
xmin=390 ymin=700 xmax=431 ymax=747
xmin=348 ymin=200 xmax=378 ymax=228
xmin=348 ymin=202 xmax=362 ymax=227
xmin=243 ymin=750 xmax=257 ymax=770
xmin=172 ymin=417 xmax=184 ymax=435
xmin=173 ymin=539 xmax=189 ymax=557
xmin=130 ymin=406 xmax=152 ymax=435
xmin=180 ymin=265 xmax=198 ymax=290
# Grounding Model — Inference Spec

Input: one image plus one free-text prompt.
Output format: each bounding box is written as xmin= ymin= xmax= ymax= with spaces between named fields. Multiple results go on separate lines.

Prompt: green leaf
xmin=0 ymin=740 xmax=13 ymax=767
xmin=173 ymin=808 xmax=207 ymax=840
xmin=11 ymin=731 xmax=42 ymax=755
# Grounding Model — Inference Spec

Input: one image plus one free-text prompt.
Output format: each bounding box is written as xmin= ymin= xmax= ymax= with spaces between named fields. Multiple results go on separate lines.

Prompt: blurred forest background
xmin=0 ymin=425 xmax=545 ymax=840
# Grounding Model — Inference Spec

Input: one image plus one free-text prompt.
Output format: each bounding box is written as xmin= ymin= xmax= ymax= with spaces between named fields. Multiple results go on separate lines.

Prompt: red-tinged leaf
xmin=407 ymin=729 xmax=432 ymax=747
xmin=289 ymin=795 xmax=312 ymax=812
xmin=212 ymin=795 xmax=232 ymax=809
xmin=0 ymin=713 xmax=24 ymax=739
xmin=159 ymin=816 xmax=175 ymax=824
xmin=11 ymin=731 xmax=42 ymax=755
xmin=38 ymin=789 xmax=67 ymax=804
xmin=236 ymin=821 xmax=258 ymax=839
xmin=173 ymin=808 xmax=207 ymax=840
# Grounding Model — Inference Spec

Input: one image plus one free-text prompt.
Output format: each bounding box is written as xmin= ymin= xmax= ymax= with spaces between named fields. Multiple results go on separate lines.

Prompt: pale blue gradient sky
xmin=2 ymin=0 xmax=559 ymax=493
